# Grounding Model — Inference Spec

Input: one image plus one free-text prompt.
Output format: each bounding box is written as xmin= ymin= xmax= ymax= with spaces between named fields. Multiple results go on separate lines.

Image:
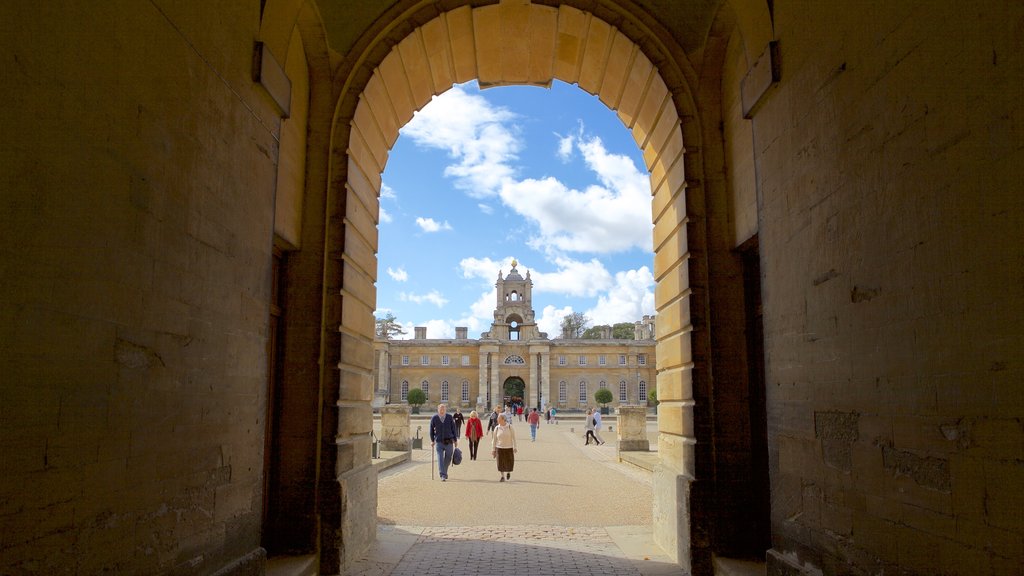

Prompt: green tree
xmin=375 ymin=312 xmax=406 ymax=339
xmin=648 ymin=387 xmax=658 ymax=406
xmin=594 ymin=387 xmax=613 ymax=407
xmin=406 ymin=387 xmax=426 ymax=409
xmin=581 ymin=325 xmax=606 ymax=339
xmin=559 ymin=312 xmax=589 ymax=339
xmin=612 ymin=322 xmax=635 ymax=339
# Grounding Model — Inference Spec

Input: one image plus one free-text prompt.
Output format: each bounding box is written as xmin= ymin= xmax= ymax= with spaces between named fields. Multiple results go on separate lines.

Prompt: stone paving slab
xmin=348 ymin=419 xmax=678 ymax=575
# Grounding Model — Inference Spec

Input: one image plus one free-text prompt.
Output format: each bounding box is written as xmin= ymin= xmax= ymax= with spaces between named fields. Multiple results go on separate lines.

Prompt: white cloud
xmin=400 ymin=290 xmax=449 ymax=308
xmin=498 ymin=136 xmax=651 ymax=254
xmin=584 ymin=266 xmax=655 ymax=325
xmin=477 ymin=203 xmax=494 ymax=215
xmin=530 ymin=257 xmax=613 ymax=297
xmin=537 ymin=304 xmax=575 ymax=337
xmin=415 ymin=217 xmax=453 ymax=233
xmin=379 ymin=206 xmax=392 ymax=223
xmin=556 ymin=132 xmax=574 ymax=162
xmin=459 ymin=256 xmax=515 ymax=281
xmin=387 ymin=267 xmax=408 ymax=282
xmin=380 ymin=182 xmax=397 ymax=199
xmin=401 ymin=84 xmax=519 ymax=198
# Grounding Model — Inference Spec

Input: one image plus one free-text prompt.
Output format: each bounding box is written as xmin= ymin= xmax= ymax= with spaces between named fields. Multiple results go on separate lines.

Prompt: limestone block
xmin=652 ymin=156 xmax=687 ymax=219
xmin=644 ymin=108 xmax=680 ymax=172
xmin=658 ymin=432 xmax=695 ymax=477
xmin=551 ymin=6 xmax=587 ymax=83
xmin=346 ymin=156 xmax=381 ymax=226
xmin=527 ymin=5 xmax=558 ymax=85
xmin=578 ymin=17 xmax=611 ymax=95
xmin=352 ymin=99 xmax=387 ymax=173
xmin=631 ymin=73 xmax=668 ymax=147
xmin=472 ymin=6 xmax=502 ymax=85
xmin=422 ymin=16 xmax=455 ymax=91
xmin=653 ymin=466 xmax=693 ymax=565
xmin=343 ymin=259 xmax=377 ymax=306
xmin=616 ymin=50 xmax=653 ymax=128
xmin=447 ymin=7 xmax=477 ymax=84
xmin=653 ymin=221 xmax=688 ymax=273
xmin=399 ymin=29 xmax=433 ymax=109
xmin=348 ymin=128 xmax=383 ymax=186
xmin=497 ymin=2 xmax=532 ymax=84
xmin=379 ymin=49 xmax=414 ymax=127
xmin=655 ymin=331 xmax=691 ymax=370
xmin=616 ymin=406 xmax=650 ymax=451
xmin=345 ymin=189 xmax=379 ymax=253
xmin=597 ymin=31 xmax=633 ymax=109
xmin=342 ymin=224 xmax=376 ymax=278
xmin=380 ymin=405 xmax=411 ymax=451
xmin=363 ymin=72 xmax=400 ymax=149
xmin=656 ymin=298 xmax=691 ymax=339
xmin=657 ymin=368 xmax=693 ymax=403
xmin=655 ymin=265 xmax=689 ymax=310
xmin=337 ymin=466 xmax=377 ymax=571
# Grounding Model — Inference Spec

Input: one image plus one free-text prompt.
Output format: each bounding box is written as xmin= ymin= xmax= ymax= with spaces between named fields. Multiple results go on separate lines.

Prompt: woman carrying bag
xmin=465 ymin=410 xmax=484 ymax=461
xmin=491 ymin=413 xmax=517 ymax=482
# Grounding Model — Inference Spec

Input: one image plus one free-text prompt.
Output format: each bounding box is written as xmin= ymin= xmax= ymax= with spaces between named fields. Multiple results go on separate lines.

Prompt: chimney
xmin=414 ymin=326 xmax=427 ymax=339
xmin=455 ymin=327 xmax=468 ymax=339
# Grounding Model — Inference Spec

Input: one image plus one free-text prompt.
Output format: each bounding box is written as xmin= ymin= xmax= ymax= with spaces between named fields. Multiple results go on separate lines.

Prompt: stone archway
xmin=503 ymin=376 xmax=526 ymax=406
xmin=329 ymin=2 xmax=709 ymax=572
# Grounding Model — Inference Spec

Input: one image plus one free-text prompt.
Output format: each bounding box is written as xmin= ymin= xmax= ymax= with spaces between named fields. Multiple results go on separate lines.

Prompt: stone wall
xmin=748 ymin=2 xmax=1024 ymax=573
xmin=0 ymin=2 xmax=280 ymax=574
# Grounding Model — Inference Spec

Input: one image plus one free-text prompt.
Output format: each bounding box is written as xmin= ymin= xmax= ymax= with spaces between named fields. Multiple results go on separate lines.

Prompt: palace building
xmin=374 ymin=261 xmax=657 ymax=411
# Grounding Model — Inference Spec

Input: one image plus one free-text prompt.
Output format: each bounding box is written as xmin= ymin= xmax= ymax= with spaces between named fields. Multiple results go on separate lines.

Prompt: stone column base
xmin=619 ymin=439 xmax=650 ymax=451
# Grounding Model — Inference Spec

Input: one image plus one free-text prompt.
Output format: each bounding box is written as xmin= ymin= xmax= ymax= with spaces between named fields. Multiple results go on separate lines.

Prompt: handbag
xmin=452 ymin=447 xmax=463 ymax=465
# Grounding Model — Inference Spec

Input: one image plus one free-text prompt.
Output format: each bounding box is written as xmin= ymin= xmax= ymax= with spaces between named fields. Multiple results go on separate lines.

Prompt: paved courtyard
xmin=349 ymin=419 xmax=677 ymax=575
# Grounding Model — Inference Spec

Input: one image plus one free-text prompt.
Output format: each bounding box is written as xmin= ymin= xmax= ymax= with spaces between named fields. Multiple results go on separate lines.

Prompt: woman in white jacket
xmin=491 ymin=413 xmax=518 ymax=482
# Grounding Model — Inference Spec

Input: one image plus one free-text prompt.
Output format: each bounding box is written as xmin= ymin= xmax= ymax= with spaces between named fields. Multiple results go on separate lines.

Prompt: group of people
xmin=429 ymin=403 xmax=607 ymax=482
xmin=430 ymin=403 xmax=523 ymax=482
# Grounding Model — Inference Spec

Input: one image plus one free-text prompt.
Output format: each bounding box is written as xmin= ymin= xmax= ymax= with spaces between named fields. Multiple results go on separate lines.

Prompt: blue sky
xmin=375 ymin=80 xmax=655 ymax=339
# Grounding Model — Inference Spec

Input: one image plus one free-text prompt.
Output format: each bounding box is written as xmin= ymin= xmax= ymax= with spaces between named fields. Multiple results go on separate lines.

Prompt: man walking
xmin=430 ymin=403 xmax=459 ymax=481
xmin=527 ymin=407 xmax=541 ymax=441
xmin=592 ymin=407 xmax=606 ymax=445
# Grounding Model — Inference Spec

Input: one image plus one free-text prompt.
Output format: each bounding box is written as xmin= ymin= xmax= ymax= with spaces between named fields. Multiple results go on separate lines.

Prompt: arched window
xmin=401 ymin=380 xmax=409 ymax=401
xmin=639 ymin=381 xmax=647 ymax=403
xmin=619 ymin=380 xmax=628 ymax=402
xmin=578 ymin=381 xmax=587 ymax=403
xmin=504 ymin=354 xmax=526 ymax=365
xmin=461 ymin=380 xmax=470 ymax=402
xmin=558 ymin=381 xmax=567 ymax=402
xmin=421 ymin=380 xmax=429 ymax=399
xmin=441 ymin=380 xmax=449 ymax=402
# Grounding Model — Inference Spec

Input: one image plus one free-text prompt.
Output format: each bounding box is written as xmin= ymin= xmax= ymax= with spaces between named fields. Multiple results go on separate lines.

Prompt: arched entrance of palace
xmin=503 ymin=376 xmax=526 ymax=407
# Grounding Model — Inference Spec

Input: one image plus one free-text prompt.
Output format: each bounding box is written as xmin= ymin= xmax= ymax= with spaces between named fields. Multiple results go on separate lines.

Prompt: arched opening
xmin=320 ymin=2 xmax=727 ymax=572
xmin=503 ymin=376 xmax=526 ymax=407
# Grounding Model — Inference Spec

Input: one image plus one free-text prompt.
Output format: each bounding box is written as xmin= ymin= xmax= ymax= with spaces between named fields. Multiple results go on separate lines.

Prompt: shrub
xmin=594 ymin=388 xmax=613 ymax=406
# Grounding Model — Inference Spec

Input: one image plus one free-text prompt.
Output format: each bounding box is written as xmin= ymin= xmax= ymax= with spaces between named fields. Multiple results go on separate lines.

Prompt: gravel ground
xmin=375 ymin=421 xmax=653 ymax=527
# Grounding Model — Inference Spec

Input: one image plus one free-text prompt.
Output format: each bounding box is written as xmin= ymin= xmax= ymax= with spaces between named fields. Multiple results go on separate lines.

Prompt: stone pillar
xmin=528 ymin=353 xmax=538 ymax=408
xmin=616 ymin=406 xmax=650 ymax=451
xmin=379 ymin=404 xmax=411 ymax=451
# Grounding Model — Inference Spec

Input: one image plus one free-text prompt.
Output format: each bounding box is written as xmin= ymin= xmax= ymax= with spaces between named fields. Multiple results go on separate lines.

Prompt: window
xmin=558 ymin=355 xmax=566 ymax=366
xmin=578 ymin=355 xmax=587 ymax=366
xmin=441 ymin=355 xmax=450 ymax=366
xmin=441 ymin=380 xmax=449 ymax=401
xmin=504 ymin=355 xmax=526 ymax=365
xmin=461 ymin=380 xmax=470 ymax=402
xmin=421 ymin=355 xmax=429 ymax=366
xmin=558 ymin=381 xmax=567 ymax=402
xmin=421 ymin=380 xmax=429 ymax=398
xmin=401 ymin=355 xmax=409 ymax=366
xmin=639 ymin=380 xmax=647 ymax=402
xmin=401 ymin=380 xmax=409 ymax=401
xmin=578 ymin=381 xmax=587 ymax=402
xmin=461 ymin=355 xmax=470 ymax=366
xmin=619 ymin=380 xmax=628 ymax=402
xmin=638 ymin=353 xmax=647 ymax=366
xmin=618 ymin=354 xmax=626 ymax=366
xmin=599 ymin=355 xmax=607 ymax=366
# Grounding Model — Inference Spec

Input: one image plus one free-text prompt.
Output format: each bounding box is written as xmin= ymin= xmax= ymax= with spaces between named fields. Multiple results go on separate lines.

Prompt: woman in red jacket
xmin=464 ymin=410 xmax=485 ymax=461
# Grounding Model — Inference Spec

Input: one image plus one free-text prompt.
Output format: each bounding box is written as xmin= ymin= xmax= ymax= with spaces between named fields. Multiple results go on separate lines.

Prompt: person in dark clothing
xmin=429 ymin=404 xmax=459 ymax=481
xmin=452 ymin=407 xmax=465 ymax=437
xmin=486 ymin=405 xmax=500 ymax=433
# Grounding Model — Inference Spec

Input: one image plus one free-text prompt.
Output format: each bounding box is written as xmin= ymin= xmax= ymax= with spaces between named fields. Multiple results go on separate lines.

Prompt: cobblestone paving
xmin=387 ymin=526 xmax=643 ymax=576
